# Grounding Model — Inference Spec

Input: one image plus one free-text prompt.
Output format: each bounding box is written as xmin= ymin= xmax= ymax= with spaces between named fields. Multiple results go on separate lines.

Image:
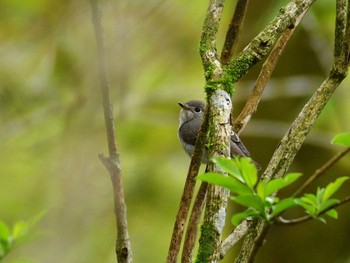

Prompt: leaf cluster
xmin=197 ymin=155 xmax=348 ymax=226
xmin=0 ymin=213 xmax=44 ymax=260
xmin=295 ymin=176 xmax=348 ymax=223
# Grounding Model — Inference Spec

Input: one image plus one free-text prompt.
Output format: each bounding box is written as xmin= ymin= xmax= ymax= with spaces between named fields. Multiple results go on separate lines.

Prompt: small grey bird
xmin=178 ymin=100 xmax=260 ymax=168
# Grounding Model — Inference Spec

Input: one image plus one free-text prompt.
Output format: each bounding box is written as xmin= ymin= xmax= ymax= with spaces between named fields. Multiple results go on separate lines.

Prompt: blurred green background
xmin=1 ymin=0 xmax=350 ymax=262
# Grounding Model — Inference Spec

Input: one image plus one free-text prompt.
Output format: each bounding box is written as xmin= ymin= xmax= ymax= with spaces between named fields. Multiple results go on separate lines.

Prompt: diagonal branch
xmin=220 ymin=0 xmax=250 ymax=65
xmin=235 ymin=0 xmax=350 ymax=262
xmin=89 ymin=0 xmax=132 ymax=262
xmin=220 ymin=219 xmax=252 ymax=259
xmin=224 ymin=0 xmax=316 ymax=84
xmin=232 ymin=8 xmax=307 ymax=133
xmin=264 ymin=0 xmax=349 ymax=184
xmin=221 ymin=4 xmax=310 ymax=259
xmin=181 ymin=182 xmax=208 ymax=263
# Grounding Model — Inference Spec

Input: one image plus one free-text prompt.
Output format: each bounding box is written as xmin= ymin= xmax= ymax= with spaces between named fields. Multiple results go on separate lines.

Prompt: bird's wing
xmin=231 ymin=131 xmax=261 ymax=170
xmin=178 ymin=118 xmax=202 ymax=146
xmin=230 ymin=131 xmax=251 ymax=157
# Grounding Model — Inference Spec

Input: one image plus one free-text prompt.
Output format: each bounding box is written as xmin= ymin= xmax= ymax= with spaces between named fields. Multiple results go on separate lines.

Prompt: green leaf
xmin=272 ymin=198 xmax=298 ymax=217
xmin=0 ymin=221 xmax=10 ymax=240
xmin=231 ymin=194 xmax=264 ymax=213
xmin=264 ymin=196 xmax=277 ymax=207
xmin=331 ymin=132 xmax=350 ymax=146
xmin=0 ymin=221 xmax=13 ymax=259
xmin=295 ymin=197 xmax=317 ymax=216
xmin=301 ymin=194 xmax=318 ymax=207
xmin=231 ymin=209 xmax=259 ymax=226
xmin=212 ymin=157 xmax=243 ymax=182
xmin=240 ymin=157 xmax=258 ymax=189
xmin=257 ymin=180 xmax=267 ymax=200
xmin=197 ymin=173 xmax=253 ymax=195
xmin=319 ymin=199 xmax=340 ymax=213
xmin=265 ymin=173 xmax=302 ymax=196
xmin=317 ymin=216 xmax=327 ymax=224
xmin=0 ymin=212 xmax=45 ymax=260
xmin=326 ymin=209 xmax=338 ymax=219
xmin=12 ymin=221 xmax=30 ymax=240
xmin=316 ymin=187 xmax=325 ymax=203
xmin=323 ymin=176 xmax=349 ymax=201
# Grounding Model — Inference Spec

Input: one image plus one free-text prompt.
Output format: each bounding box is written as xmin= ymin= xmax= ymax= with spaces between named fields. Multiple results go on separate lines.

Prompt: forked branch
xmin=235 ymin=0 xmax=350 ymax=262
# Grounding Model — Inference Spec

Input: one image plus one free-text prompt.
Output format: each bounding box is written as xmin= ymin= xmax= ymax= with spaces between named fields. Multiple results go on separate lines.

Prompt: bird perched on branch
xmin=178 ymin=100 xmax=260 ymax=169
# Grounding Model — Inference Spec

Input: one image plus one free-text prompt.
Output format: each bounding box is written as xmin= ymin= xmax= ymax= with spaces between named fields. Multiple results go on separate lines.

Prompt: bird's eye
xmin=194 ymin=107 xmax=201 ymax=112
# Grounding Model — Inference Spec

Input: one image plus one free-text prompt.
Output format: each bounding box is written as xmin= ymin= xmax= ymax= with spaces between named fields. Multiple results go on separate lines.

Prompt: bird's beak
xmin=178 ymin=102 xmax=190 ymax=110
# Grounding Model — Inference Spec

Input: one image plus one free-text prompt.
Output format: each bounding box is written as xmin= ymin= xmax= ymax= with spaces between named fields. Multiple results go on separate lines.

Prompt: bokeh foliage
xmin=0 ymin=0 xmax=349 ymax=262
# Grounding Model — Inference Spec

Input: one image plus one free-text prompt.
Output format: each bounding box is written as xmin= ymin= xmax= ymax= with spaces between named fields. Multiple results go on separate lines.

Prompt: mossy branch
xmin=197 ymin=0 xmax=318 ymax=262
xmin=196 ymin=1 xmax=233 ymax=260
xmin=235 ymin=0 xmax=350 ymax=262
xmin=225 ymin=0 xmax=316 ymax=83
xmin=199 ymin=0 xmax=225 ymax=80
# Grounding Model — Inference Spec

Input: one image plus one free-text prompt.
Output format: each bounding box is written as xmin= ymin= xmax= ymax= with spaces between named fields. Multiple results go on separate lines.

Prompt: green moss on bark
xmin=195 ymin=223 xmax=219 ymax=263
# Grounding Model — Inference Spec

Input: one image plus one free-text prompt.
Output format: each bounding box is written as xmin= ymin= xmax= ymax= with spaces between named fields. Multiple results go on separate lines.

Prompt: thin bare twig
xmin=220 ymin=0 xmax=250 ymax=65
xmin=167 ymin=111 xmax=209 ymax=263
xmin=293 ymin=147 xmax=350 ymax=197
xmin=89 ymin=0 xmax=132 ymax=262
xmin=181 ymin=182 xmax=208 ymax=263
xmin=232 ymin=18 xmax=301 ymax=133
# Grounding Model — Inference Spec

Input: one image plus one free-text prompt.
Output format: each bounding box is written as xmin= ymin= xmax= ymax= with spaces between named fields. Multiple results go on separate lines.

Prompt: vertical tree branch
xmin=89 ymin=1 xmax=132 ymax=262
xmin=196 ymin=90 xmax=232 ymax=263
xmin=179 ymin=2 xmax=250 ymax=261
xmin=196 ymin=0 xmax=235 ymax=262
xmin=181 ymin=2 xmax=250 ymax=261
xmin=196 ymin=1 xmax=318 ymax=262
xmin=199 ymin=0 xmax=225 ymax=81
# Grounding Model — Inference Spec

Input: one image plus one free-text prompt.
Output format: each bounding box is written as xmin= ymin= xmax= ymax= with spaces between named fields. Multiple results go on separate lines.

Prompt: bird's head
xmin=178 ymin=100 xmax=205 ymax=127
